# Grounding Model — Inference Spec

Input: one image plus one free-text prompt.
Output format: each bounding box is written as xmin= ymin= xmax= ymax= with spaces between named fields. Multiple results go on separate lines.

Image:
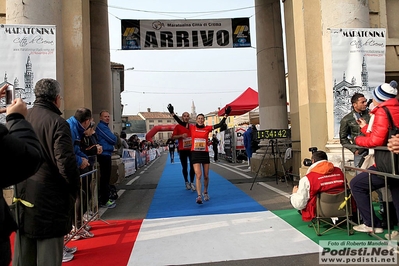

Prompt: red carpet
xmin=66 ymin=220 xmax=142 ymax=265
xmin=10 ymin=220 xmax=142 ymax=266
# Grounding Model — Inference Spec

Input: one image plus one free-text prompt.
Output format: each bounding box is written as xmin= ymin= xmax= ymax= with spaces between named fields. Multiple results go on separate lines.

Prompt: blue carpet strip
xmin=146 ymin=154 xmax=266 ymax=219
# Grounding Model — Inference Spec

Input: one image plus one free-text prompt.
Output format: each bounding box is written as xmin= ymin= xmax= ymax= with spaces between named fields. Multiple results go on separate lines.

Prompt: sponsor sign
xmin=330 ymin=28 xmax=386 ymax=138
xmin=121 ymin=18 xmax=250 ymax=50
xmin=0 ymin=24 xmax=56 ymax=122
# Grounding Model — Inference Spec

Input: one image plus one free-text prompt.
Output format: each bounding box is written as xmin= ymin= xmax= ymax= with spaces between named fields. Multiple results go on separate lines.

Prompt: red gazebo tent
xmin=218 ymin=87 xmax=258 ymax=116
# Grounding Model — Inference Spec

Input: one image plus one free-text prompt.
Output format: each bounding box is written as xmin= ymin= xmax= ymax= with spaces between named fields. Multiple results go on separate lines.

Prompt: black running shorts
xmin=191 ymin=151 xmax=210 ymax=164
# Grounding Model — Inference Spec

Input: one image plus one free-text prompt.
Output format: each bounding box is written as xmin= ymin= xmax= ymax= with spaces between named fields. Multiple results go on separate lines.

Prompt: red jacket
xmin=355 ymin=98 xmax=399 ymax=147
xmin=172 ymin=124 xmax=192 ymax=151
xmin=302 ymin=162 xmax=345 ymax=222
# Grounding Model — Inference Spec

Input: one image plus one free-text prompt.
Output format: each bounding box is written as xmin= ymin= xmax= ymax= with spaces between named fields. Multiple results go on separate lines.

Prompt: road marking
xmin=127 ymin=176 xmax=140 ymax=185
xmin=214 ymin=163 xmax=290 ymax=199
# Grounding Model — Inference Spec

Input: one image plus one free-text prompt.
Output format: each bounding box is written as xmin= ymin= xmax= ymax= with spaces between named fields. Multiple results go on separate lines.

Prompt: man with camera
xmin=290 ymin=149 xmax=345 ymax=222
xmin=339 ymin=93 xmax=370 ymax=167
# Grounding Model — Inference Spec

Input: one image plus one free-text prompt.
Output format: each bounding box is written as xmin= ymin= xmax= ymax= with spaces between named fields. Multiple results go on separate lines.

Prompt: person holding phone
xmin=0 ymin=84 xmax=42 ymax=266
xmin=339 ymin=92 xmax=370 ymax=167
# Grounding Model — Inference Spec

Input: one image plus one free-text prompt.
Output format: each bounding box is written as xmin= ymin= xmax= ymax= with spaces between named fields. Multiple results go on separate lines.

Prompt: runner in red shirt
xmin=168 ymin=104 xmax=231 ymax=204
xmin=172 ymin=112 xmax=196 ymax=191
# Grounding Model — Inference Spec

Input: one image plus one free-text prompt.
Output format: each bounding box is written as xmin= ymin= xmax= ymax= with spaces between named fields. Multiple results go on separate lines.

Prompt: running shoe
xmin=385 ymin=231 xmax=399 ymax=240
xmin=63 ymin=250 xmax=74 ymax=262
xmin=190 ymin=183 xmax=196 ymax=191
xmin=70 ymin=226 xmax=94 ymax=240
xmin=100 ymin=200 xmax=116 ymax=209
xmin=203 ymin=192 xmax=210 ymax=201
xmin=66 ymin=227 xmax=81 ymax=241
xmin=83 ymin=211 xmax=98 ymax=222
xmin=353 ymin=223 xmax=383 ymax=234
xmin=185 ymin=182 xmax=191 ymax=190
xmin=196 ymin=195 xmax=203 ymax=204
xmin=64 ymin=246 xmax=77 ymax=254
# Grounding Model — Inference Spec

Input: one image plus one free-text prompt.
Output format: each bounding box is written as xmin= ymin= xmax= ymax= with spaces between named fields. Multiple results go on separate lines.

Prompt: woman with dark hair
xmin=168 ymin=104 xmax=231 ymax=204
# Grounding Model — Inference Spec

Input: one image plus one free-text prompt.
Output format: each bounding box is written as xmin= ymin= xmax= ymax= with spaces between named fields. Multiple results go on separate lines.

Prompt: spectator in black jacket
xmin=0 ymin=84 xmax=42 ymax=266
xmin=13 ymin=78 xmax=81 ymax=266
xmin=211 ymin=134 xmax=219 ymax=162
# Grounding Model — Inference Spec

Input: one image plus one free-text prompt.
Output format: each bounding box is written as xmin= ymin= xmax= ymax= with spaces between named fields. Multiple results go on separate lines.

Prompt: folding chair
xmin=311 ymin=190 xmax=353 ymax=236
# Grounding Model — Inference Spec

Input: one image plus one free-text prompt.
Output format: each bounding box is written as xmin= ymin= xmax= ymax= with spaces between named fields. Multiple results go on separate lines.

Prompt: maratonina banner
xmin=121 ymin=18 xmax=251 ymax=50
xmin=330 ymin=28 xmax=386 ymax=138
xmin=0 ymin=24 xmax=56 ymax=122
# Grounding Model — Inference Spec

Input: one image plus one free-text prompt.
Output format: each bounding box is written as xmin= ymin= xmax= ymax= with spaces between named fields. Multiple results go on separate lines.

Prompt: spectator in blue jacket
xmin=95 ymin=110 xmax=117 ymax=208
xmin=66 ymin=108 xmax=92 ymax=170
xmin=66 ymin=108 xmax=94 ymax=240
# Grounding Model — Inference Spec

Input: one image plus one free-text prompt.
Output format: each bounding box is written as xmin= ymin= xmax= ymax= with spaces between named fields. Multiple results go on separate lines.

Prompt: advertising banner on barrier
xmin=223 ymin=128 xmax=233 ymax=160
xmin=235 ymin=126 xmax=247 ymax=150
xmin=0 ymin=24 xmax=56 ymax=123
xmin=330 ymin=28 xmax=386 ymax=138
xmin=121 ymin=18 xmax=250 ymax=50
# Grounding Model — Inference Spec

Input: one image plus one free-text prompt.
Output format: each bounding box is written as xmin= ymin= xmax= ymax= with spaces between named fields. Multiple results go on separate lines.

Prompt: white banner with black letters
xmin=121 ymin=18 xmax=250 ymax=50
xmin=0 ymin=24 xmax=56 ymax=122
xmin=331 ymin=28 xmax=386 ymax=138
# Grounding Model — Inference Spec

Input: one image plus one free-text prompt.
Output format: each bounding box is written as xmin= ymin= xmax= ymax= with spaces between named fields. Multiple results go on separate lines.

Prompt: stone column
xmin=90 ymin=0 xmax=113 ymax=127
xmin=62 ymin=0 xmax=93 ymax=118
xmin=284 ymin=0 xmax=369 ymax=176
xmin=252 ymin=0 xmax=288 ymax=176
xmin=320 ymin=0 xmax=369 ymax=162
xmin=255 ymin=0 xmax=288 ymax=129
xmin=283 ymin=0 xmax=328 ymax=176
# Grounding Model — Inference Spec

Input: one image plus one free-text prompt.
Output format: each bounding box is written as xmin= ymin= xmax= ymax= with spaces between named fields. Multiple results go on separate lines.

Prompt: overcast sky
xmin=108 ymin=0 xmax=257 ymax=116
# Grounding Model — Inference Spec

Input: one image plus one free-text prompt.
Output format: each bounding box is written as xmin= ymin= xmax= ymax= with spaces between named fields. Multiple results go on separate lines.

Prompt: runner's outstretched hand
xmin=167 ymin=104 xmax=174 ymax=114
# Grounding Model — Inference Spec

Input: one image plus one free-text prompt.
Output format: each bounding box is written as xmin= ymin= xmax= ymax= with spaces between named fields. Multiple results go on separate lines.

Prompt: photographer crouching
xmin=290 ymin=149 xmax=345 ymax=221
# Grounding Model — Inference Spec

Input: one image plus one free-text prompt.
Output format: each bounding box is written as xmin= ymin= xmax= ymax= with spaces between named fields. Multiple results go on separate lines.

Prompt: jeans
xmin=350 ymin=166 xmax=399 ymax=227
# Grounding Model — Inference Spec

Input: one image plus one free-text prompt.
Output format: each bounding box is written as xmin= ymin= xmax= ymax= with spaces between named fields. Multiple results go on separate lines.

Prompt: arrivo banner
xmin=121 ymin=18 xmax=250 ymax=50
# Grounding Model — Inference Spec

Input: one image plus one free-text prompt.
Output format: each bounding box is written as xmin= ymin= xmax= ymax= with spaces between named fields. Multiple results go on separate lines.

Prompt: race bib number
xmin=182 ymin=137 xmax=192 ymax=149
xmin=193 ymin=138 xmax=206 ymax=151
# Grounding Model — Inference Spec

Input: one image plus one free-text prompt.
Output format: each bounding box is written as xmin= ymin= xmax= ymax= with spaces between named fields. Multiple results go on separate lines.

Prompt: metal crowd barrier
xmin=64 ymin=156 xmax=99 ymax=244
xmin=342 ymin=144 xmax=399 ymax=241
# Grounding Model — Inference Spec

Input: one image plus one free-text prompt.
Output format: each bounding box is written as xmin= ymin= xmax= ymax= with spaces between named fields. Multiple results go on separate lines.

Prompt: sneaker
xmin=64 ymin=246 xmax=77 ymax=254
xmin=203 ymin=192 xmax=210 ymax=201
xmin=84 ymin=224 xmax=92 ymax=231
xmin=185 ymin=182 xmax=191 ymax=190
xmin=353 ymin=223 xmax=383 ymax=234
xmin=66 ymin=227 xmax=81 ymax=241
xmin=385 ymin=231 xmax=399 ymax=241
xmin=62 ymin=250 xmax=74 ymax=263
xmin=196 ymin=195 xmax=203 ymax=204
xmin=100 ymin=200 xmax=116 ymax=209
xmin=78 ymin=228 xmax=94 ymax=239
xmin=83 ymin=211 xmax=98 ymax=222
xmin=190 ymin=183 xmax=196 ymax=191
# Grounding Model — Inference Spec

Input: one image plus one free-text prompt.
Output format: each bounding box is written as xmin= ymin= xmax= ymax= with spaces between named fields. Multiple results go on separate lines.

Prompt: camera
xmin=303 ymin=147 xmax=318 ymax=167
xmin=5 ymin=85 xmax=15 ymax=106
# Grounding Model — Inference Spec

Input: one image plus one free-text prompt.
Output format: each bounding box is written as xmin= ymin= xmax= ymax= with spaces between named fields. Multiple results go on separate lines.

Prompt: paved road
xmin=98 ymin=152 xmax=376 ymax=266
